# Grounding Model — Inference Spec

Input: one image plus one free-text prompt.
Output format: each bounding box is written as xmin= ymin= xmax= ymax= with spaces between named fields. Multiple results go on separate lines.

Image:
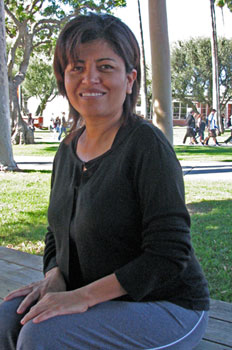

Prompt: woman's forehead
xmin=66 ymin=39 xmax=124 ymax=63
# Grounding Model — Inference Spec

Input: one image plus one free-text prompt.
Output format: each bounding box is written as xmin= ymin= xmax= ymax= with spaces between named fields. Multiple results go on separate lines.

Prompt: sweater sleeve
xmin=43 ymin=157 xmax=58 ymax=275
xmin=115 ymin=125 xmax=192 ymax=301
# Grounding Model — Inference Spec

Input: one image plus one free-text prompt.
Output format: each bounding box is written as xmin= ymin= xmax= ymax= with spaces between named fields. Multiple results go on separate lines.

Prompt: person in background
xmin=183 ymin=110 xmax=198 ymax=144
xmin=50 ymin=113 xmax=55 ymax=131
xmin=227 ymin=114 xmax=231 ymax=128
xmin=58 ymin=113 xmax=68 ymax=141
xmin=196 ymin=113 xmax=206 ymax=145
xmin=0 ymin=13 xmax=209 ymax=350
xmin=223 ymin=114 xmax=232 ymax=144
xmin=55 ymin=116 xmax=61 ymax=133
xmin=204 ymin=109 xmax=220 ymax=146
xmin=27 ymin=113 xmax=34 ymax=131
xmin=220 ymin=113 xmax=225 ymax=133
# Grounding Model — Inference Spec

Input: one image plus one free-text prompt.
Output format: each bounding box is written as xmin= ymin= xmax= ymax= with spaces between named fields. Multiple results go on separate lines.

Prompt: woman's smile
xmin=79 ymin=90 xmax=107 ymax=98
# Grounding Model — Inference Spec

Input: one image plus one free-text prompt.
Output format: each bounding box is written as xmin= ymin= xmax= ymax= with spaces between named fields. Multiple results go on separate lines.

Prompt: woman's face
xmin=64 ymin=39 xmax=137 ymax=121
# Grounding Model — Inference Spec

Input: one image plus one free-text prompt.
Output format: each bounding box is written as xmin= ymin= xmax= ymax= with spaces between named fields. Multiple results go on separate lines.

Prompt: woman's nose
xmin=81 ymin=66 xmax=100 ymax=84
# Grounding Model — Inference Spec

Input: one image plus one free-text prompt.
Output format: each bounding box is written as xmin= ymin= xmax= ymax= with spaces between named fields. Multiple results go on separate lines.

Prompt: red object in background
xmin=33 ymin=116 xmax=43 ymax=128
xmin=23 ymin=116 xmax=43 ymax=128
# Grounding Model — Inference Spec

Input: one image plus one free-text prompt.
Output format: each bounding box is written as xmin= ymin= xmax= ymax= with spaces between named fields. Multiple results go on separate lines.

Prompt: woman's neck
xmin=76 ymin=115 xmax=123 ymax=162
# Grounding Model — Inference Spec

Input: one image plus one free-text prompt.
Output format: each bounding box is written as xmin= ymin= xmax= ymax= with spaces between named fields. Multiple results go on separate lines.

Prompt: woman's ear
xmin=126 ymin=69 xmax=137 ymax=94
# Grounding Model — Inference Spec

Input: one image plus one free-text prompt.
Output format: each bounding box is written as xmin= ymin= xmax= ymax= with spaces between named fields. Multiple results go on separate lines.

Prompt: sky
xmin=114 ymin=0 xmax=232 ymax=62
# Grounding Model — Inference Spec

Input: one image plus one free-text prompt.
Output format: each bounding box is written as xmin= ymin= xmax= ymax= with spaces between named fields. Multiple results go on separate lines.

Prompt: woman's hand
xmin=8 ymin=272 xmax=126 ymax=325
xmin=4 ymin=267 xmax=66 ymax=314
xmin=20 ymin=289 xmax=89 ymax=325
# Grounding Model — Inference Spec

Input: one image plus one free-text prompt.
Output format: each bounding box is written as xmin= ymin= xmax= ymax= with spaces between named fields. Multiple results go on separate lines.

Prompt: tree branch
xmin=33 ymin=23 xmax=59 ymax=36
xmin=32 ymin=18 xmax=63 ymax=36
xmin=30 ymin=0 xmax=44 ymax=16
xmin=4 ymin=4 xmax=20 ymax=27
xmin=32 ymin=40 xmax=52 ymax=49
xmin=7 ymin=32 xmax=24 ymax=76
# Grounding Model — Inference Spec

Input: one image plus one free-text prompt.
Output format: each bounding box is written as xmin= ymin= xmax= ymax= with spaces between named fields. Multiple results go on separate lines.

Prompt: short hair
xmin=53 ymin=12 xmax=141 ymax=129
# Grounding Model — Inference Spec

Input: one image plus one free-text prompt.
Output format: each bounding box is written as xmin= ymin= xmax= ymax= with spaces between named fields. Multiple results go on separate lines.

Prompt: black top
xmin=186 ymin=114 xmax=196 ymax=129
xmin=44 ymin=115 xmax=209 ymax=311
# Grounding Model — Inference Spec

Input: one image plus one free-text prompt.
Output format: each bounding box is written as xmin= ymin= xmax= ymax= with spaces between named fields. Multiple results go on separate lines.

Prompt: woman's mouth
xmin=80 ymin=92 xmax=106 ymax=97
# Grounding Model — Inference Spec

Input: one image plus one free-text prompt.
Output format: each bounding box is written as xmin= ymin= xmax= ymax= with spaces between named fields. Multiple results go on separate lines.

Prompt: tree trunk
xmin=10 ymin=80 xmax=34 ymax=144
xmin=210 ymin=0 xmax=223 ymax=133
xmin=137 ymin=0 xmax=148 ymax=119
xmin=0 ymin=0 xmax=18 ymax=171
xmin=7 ymin=20 xmax=35 ymax=143
xmin=148 ymin=0 xmax=173 ymax=144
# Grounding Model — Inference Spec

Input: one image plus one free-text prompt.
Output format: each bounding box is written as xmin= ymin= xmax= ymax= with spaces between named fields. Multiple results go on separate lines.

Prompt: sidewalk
xmin=14 ymin=156 xmax=54 ymax=171
xmin=181 ymin=160 xmax=232 ymax=181
xmin=14 ymin=156 xmax=232 ymax=181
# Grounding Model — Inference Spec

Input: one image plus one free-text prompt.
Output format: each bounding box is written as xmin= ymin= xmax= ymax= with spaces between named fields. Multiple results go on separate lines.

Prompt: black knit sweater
xmin=44 ymin=115 xmax=209 ymax=311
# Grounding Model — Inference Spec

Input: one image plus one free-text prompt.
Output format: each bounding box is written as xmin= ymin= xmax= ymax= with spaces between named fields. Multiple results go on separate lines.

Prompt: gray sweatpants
xmin=0 ymin=297 xmax=208 ymax=350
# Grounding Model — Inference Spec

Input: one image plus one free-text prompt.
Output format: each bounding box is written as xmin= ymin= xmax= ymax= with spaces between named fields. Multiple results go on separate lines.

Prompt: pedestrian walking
xmin=183 ymin=110 xmax=198 ymax=144
xmin=204 ymin=109 xmax=220 ymax=146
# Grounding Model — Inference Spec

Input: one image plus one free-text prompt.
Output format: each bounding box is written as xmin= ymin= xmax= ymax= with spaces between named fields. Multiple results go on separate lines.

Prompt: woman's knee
xmin=17 ymin=321 xmax=48 ymax=350
xmin=0 ymin=298 xmax=24 ymax=349
xmin=17 ymin=318 xmax=62 ymax=350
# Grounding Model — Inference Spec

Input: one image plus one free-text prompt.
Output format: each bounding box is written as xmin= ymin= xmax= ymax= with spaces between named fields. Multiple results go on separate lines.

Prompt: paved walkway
xmin=14 ymin=156 xmax=232 ymax=181
xmin=181 ymin=160 xmax=232 ymax=181
xmin=14 ymin=156 xmax=54 ymax=171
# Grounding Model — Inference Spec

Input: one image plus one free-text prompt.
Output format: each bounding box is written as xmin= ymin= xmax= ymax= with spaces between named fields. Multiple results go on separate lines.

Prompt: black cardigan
xmin=44 ymin=116 xmax=209 ymax=311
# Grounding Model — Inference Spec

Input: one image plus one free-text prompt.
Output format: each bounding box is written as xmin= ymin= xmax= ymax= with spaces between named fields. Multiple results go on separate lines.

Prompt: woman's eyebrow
xmin=75 ymin=58 xmax=116 ymax=63
xmin=96 ymin=58 xmax=116 ymax=62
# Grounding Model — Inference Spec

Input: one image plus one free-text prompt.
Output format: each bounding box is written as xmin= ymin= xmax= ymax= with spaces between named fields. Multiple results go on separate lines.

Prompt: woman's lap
xmin=0 ymin=297 xmax=208 ymax=350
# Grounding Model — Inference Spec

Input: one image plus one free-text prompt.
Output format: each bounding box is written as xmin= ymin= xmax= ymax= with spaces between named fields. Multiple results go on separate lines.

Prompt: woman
xmin=0 ymin=13 xmax=209 ymax=350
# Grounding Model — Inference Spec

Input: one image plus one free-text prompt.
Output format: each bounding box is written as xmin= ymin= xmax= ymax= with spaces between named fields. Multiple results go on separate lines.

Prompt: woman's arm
xmin=114 ymin=125 xmax=192 ymax=302
xmin=81 ymin=273 xmax=127 ymax=307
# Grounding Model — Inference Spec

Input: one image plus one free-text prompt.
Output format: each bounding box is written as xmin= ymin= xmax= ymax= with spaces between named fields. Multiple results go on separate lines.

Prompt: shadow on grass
xmin=187 ymin=199 xmax=232 ymax=301
xmin=0 ymin=208 xmax=48 ymax=246
xmin=44 ymin=146 xmax=59 ymax=153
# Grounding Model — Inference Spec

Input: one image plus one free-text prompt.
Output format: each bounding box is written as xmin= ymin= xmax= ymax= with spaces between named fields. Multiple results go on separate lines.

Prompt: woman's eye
xmin=72 ymin=66 xmax=84 ymax=72
xmin=100 ymin=64 xmax=114 ymax=71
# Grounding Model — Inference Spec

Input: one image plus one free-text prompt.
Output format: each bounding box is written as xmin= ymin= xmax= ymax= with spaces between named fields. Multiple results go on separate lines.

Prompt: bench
xmin=0 ymin=246 xmax=232 ymax=349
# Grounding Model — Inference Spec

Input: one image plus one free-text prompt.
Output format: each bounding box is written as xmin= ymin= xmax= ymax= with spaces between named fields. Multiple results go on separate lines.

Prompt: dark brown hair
xmin=53 ymin=12 xmax=141 ymax=130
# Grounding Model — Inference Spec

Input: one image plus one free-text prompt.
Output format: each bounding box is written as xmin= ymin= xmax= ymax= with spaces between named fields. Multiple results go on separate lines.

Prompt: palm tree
xmin=137 ymin=0 xmax=148 ymax=119
xmin=210 ymin=0 xmax=222 ymax=133
xmin=0 ymin=0 xmax=18 ymax=170
xmin=148 ymin=0 xmax=173 ymax=144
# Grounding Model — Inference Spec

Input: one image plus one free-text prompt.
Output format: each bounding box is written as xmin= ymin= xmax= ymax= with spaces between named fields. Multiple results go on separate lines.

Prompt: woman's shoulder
xmin=128 ymin=115 xmax=172 ymax=149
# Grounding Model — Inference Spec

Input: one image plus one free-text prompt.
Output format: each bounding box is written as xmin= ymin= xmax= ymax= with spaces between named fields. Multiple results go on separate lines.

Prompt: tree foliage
xmin=22 ymin=57 xmax=58 ymax=116
xmin=171 ymin=37 xmax=232 ymax=112
xmin=216 ymin=0 xmax=232 ymax=11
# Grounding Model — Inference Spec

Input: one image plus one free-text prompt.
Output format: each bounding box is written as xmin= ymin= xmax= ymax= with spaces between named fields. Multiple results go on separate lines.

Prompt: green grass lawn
xmin=185 ymin=179 xmax=232 ymax=302
xmin=0 ymin=172 xmax=50 ymax=254
xmin=175 ymin=144 xmax=232 ymax=162
xmin=0 ymin=170 xmax=231 ymax=302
